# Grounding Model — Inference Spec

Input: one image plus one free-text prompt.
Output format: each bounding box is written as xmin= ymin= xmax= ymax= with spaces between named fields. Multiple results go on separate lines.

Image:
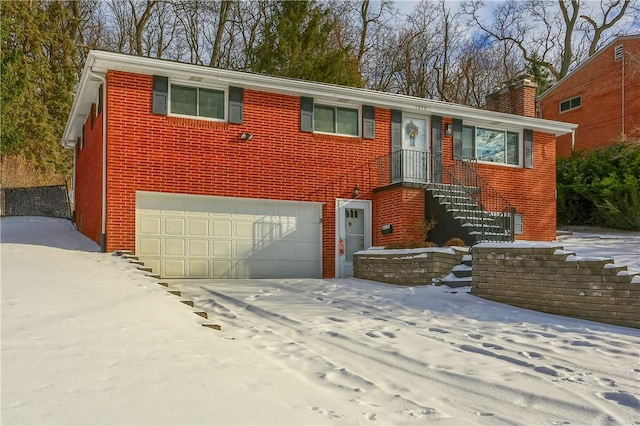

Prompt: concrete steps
xmin=112 ymin=250 xmax=221 ymax=330
xmin=441 ymin=254 xmax=473 ymax=288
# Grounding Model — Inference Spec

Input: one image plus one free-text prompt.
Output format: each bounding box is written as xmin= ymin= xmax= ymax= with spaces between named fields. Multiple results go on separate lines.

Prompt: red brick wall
xmin=101 ymin=71 xmax=393 ymax=277
xmin=539 ymin=38 xmax=640 ymax=157
xmin=486 ymin=79 xmax=537 ymax=117
xmin=373 ymin=187 xmax=426 ymax=247
xmin=75 ymin=101 xmax=103 ymax=244
xmin=74 ymin=70 xmax=558 ymax=278
xmin=473 ymin=131 xmax=557 ymax=241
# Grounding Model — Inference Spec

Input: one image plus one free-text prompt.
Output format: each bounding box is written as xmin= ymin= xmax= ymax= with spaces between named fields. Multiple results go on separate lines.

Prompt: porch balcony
xmin=375 ymin=149 xmax=433 ymax=185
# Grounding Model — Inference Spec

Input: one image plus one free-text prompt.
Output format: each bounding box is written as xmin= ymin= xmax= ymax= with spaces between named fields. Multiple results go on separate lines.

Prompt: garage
xmin=135 ymin=192 xmax=322 ymax=278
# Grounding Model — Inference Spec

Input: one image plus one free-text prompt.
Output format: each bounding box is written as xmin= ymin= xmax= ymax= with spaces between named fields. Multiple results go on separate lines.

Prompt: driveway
xmin=166 ymin=277 xmax=640 ymax=424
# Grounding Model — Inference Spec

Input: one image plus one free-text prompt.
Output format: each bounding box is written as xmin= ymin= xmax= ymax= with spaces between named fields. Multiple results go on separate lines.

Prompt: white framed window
xmin=314 ymin=104 xmax=359 ymax=136
xmin=462 ymin=125 xmax=520 ymax=166
xmin=559 ymin=96 xmax=581 ymax=113
xmin=170 ymin=83 xmax=225 ymax=120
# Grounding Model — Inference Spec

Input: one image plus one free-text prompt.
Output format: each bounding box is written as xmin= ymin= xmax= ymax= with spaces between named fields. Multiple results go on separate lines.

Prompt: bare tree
xmin=208 ymin=0 xmax=235 ymax=67
xmin=142 ymin=1 xmax=178 ymax=59
xmin=464 ymin=0 xmax=636 ymax=81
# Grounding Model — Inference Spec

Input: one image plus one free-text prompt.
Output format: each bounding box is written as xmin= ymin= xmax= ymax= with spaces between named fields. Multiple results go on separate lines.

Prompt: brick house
xmin=538 ymin=34 xmax=640 ymax=157
xmin=61 ymin=51 xmax=575 ymax=279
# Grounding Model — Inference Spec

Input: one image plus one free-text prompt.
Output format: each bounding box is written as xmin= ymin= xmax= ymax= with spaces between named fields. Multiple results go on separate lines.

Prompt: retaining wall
xmin=0 ymin=185 xmax=71 ymax=219
xmin=354 ymin=247 xmax=467 ymax=285
xmin=472 ymin=243 xmax=640 ymax=328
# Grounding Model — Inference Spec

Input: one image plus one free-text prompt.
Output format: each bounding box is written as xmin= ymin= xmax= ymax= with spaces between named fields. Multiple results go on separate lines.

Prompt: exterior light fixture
xmin=239 ymin=132 xmax=253 ymax=141
xmin=444 ymin=123 xmax=452 ymax=136
xmin=352 ymin=186 xmax=360 ymax=199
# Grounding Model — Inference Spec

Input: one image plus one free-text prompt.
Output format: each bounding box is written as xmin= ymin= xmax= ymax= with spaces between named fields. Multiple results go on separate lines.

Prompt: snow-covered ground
xmin=2 ymin=217 xmax=639 ymax=425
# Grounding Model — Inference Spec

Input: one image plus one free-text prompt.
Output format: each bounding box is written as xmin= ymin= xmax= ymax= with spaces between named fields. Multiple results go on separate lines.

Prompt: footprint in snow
xmin=601 ymin=391 xmax=640 ymax=409
xmin=482 ymin=343 xmax=504 ymax=350
xmin=520 ymin=351 xmax=543 ymax=359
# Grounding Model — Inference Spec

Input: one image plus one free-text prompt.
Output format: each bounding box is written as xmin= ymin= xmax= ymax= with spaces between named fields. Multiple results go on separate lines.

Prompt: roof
xmin=61 ymin=50 xmax=578 ymax=148
xmin=538 ymin=34 xmax=640 ymax=101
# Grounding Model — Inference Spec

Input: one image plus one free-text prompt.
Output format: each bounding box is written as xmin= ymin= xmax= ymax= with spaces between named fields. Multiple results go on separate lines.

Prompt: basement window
xmin=170 ymin=84 xmax=225 ymax=120
xmin=559 ymin=96 xmax=581 ymax=113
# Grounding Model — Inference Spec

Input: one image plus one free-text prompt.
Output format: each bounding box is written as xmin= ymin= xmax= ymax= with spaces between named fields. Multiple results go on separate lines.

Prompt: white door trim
xmin=335 ymin=198 xmax=372 ymax=278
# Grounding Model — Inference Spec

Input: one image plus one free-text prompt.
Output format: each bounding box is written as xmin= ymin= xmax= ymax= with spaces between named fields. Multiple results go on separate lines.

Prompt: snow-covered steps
xmin=442 ymin=253 xmax=473 ymax=288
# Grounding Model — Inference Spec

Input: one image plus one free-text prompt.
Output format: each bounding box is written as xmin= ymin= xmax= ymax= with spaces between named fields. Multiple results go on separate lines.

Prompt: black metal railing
xmin=430 ymin=155 xmax=516 ymax=242
xmin=374 ymin=150 xmax=516 ymax=242
xmin=376 ymin=149 xmax=431 ymax=184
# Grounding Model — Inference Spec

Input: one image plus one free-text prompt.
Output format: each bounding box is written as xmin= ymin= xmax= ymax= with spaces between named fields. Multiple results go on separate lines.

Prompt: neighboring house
xmin=61 ymin=51 xmax=575 ymax=279
xmin=538 ymin=34 xmax=640 ymax=157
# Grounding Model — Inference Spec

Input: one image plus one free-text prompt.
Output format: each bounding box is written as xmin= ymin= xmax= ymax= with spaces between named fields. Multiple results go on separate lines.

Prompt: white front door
xmin=336 ymin=199 xmax=371 ymax=278
xmin=402 ymin=115 xmax=429 ymax=181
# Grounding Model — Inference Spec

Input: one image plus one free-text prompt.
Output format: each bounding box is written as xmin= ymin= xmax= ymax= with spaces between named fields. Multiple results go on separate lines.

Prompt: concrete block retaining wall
xmin=472 ymin=243 xmax=640 ymax=328
xmin=354 ymin=247 xmax=467 ymax=286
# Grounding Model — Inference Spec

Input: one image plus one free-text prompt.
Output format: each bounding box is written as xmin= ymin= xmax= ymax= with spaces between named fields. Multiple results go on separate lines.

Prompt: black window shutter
xmin=229 ymin=86 xmax=243 ymax=124
xmin=362 ymin=105 xmax=375 ymax=139
xmin=431 ymin=116 xmax=442 ymax=183
xmin=524 ymin=129 xmax=533 ymax=168
xmin=152 ymin=75 xmax=168 ymax=115
xmin=391 ymin=109 xmax=402 ymax=152
xmin=452 ymin=118 xmax=463 ymax=158
xmin=300 ymin=97 xmax=313 ymax=132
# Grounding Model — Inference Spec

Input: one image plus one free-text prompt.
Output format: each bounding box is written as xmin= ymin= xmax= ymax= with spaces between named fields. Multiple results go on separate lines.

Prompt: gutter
xmin=90 ymin=72 xmax=107 ymax=253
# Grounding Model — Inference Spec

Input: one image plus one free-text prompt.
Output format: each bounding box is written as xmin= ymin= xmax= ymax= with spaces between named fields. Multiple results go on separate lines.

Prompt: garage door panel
xmin=139 ymin=216 xmax=161 ymax=235
xmin=188 ymin=219 xmax=209 ymax=237
xmin=136 ymin=192 xmax=321 ymax=278
xmin=188 ymin=239 xmax=209 ymax=257
xmin=163 ymin=239 xmax=184 ymax=256
xmin=165 ymin=218 xmax=186 ymax=236
xmin=188 ymin=260 xmax=209 ymax=277
xmin=213 ymin=240 xmax=231 ymax=257
xmin=212 ymin=220 xmax=231 ymax=237
xmin=138 ymin=237 xmax=161 ymax=256
xmin=235 ymin=241 xmax=254 ymax=258
xmin=297 ymin=242 xmax=319 ymax=260
xmin=163 ymin=259 xmax=185 ymax=277
xmin=235 ymin=221 xmax=253 ymax=238
xmin=145 ymin=258 xmax=161 ymax=275
xmin=212 ymin=260 xmax=233 ymax=277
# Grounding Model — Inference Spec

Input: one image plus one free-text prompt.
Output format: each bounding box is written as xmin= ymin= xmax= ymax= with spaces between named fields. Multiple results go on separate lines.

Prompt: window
xmin=314 ymin=104 xmax=359 ymax=136
xmin=559 ymin=96 xmax=581 ymax=113
xmin=170 ymin=84 xmax=225 ymax=119
xmin=462 ymin=125 xmax=520 ymax=166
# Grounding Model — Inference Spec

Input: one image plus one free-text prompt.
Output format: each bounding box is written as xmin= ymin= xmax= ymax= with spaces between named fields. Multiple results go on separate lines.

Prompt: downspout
xmin=71 ymin=143 xmax=77 ymax=225
xmin=90 ymin=72 xmax=107 ymax=253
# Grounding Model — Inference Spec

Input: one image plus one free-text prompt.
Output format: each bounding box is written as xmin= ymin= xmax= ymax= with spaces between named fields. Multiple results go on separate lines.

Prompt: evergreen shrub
xmin=557 ymin=141 xmax=640 ymax=231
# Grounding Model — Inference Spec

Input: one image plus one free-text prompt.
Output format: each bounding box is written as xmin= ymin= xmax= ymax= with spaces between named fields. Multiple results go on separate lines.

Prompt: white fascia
xmin=62 ymin=50 xmax=578 ymax=148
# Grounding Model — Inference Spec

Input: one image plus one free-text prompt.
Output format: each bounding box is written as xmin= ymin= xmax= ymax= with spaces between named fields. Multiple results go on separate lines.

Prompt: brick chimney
xmin=485 ymin=74 xmax=538 ymax=117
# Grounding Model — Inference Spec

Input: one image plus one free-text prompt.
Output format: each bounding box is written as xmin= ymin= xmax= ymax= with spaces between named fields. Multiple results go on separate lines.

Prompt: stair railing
xmin=456 ymin=156 xmax=515 ymax=242
xmin=374 ymin=151 xmax=516 ymax=242
xmin=432 ymin=155 xmax=516 ymax=242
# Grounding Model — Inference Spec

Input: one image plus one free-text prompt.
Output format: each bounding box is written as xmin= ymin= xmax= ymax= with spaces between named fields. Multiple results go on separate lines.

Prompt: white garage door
xmin=136 ymin=192 xmax=322 ymax=278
